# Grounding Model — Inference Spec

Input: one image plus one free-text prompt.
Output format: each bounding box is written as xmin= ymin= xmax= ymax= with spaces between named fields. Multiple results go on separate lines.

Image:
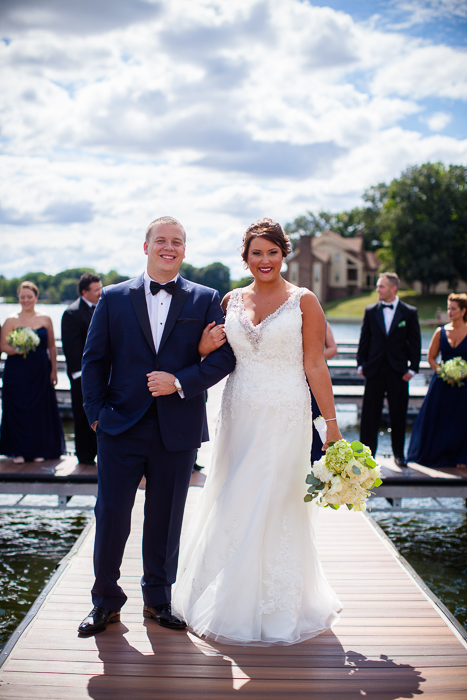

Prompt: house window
xmin=314 ymin=264 xmax=320 ymax=282
xmin=335 ymin=253 xmax=340 ymax=262
xmin=366 ymin=274 xmax=371 ymax=287
xmin=347 ymin=267 xmax=358 ymax=282
xmin=335 ymin=272 xmax=340 ymax=282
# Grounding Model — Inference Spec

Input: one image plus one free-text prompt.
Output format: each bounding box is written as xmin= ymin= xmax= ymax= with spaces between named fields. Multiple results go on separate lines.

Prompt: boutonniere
xmin=398 ymin=320 xmax=406 ymax=328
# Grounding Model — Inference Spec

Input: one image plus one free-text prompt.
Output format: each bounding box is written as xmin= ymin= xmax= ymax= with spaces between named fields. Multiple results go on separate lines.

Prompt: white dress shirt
xmin=382 ymin=295 xmax=399 ymax=334
xmin=144 ymin=271 xmax=185 ymax=396
xmin=71 ymin=296 xmax=96 ymax=380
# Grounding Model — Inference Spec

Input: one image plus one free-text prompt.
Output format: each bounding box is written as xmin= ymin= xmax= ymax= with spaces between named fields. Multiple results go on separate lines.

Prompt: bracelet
xmin=324 ymin=417 xmax=337 ymax=422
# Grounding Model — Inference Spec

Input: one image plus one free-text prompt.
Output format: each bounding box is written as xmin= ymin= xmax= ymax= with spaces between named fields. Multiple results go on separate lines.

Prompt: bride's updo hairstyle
xmin=448 ymin=292 xmax=467 ymax=322
xmin=241 ymin=218 xmax=292 ymax=263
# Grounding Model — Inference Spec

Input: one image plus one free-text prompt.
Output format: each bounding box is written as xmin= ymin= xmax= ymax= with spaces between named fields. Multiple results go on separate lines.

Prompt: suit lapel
xmin=158 ymin=277 xmax=189 ymax=353
xmin=130 ymin=276 xmax=157 ymax=355
xmin=79 ymin=297 xmax=93 ymax=320
xmin=388 ymin=302 xmax=404 ymax=336
xmin=375 ymin=303 xmax=386 ymax=335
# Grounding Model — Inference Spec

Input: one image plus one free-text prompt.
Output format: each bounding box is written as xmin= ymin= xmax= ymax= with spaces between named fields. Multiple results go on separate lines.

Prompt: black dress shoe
xmin=192 ymin=463 xmax=203 ymax=471
xmin=143 ymin=604 xmax=187 ymax=630
xmin=394 ymin=456 xmax=408 ymax=468
xmin=78 ymin=606 xmax=120 ymax=635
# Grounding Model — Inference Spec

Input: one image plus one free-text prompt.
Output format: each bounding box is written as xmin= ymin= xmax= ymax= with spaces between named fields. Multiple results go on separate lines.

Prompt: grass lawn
xmin=323 ymin=291 xmax=448 ymax=321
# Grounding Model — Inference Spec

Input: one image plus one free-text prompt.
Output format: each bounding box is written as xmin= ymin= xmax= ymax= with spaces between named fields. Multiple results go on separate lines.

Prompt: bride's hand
xmin=198 ymin=322 xmax=226 ymax=357
xmin=322 ymin=421 xmax=342 ymax=451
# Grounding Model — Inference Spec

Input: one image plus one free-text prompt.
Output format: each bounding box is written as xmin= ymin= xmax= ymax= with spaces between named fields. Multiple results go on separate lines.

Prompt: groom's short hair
xmin=145 ymin=216 xmax=186 ymax=243
xmin=379 ymin=272 xmax=400 ymax=289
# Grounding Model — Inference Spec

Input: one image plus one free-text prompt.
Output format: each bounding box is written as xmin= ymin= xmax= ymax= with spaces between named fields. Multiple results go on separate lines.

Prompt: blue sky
xmin=1 ymin=0 xmax=466 ymax=279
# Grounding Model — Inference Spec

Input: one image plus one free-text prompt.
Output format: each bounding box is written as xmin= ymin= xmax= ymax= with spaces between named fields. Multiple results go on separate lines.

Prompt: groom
xmin=79 ymin=216 xmax=235 ymax=635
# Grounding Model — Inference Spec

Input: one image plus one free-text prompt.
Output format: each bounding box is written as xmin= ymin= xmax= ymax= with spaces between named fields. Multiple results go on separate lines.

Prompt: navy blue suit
xmin=82 ymin=273 xmax=236 ymax=610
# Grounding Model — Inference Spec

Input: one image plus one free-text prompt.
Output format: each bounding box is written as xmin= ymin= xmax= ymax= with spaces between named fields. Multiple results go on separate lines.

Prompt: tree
xmin=376 ymin=163 xmax=467 ymax=294
xmin=196 ymin=262 xmax=230 ymax=298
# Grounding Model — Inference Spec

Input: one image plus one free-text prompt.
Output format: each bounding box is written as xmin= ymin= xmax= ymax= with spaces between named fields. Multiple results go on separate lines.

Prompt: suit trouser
xmin=360 ymin=361 xmax=409 ymax=459
xmin=70 ymin=378 xmax=97 ymax=463
xmin=92 ymin=408 xmax=196 ymax=611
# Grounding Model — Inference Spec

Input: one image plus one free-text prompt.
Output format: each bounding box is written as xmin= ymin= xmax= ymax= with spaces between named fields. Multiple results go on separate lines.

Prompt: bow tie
xmin=150 ymin=280 xmax=177 ymax=296
xmin=382 ymin=303 xmax=394 ymax=309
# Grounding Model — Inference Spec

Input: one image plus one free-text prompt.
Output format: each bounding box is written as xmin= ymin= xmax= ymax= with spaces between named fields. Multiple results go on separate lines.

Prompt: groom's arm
xmin=81 ymin=292 xmax=112 ymax=426
xmin=148 ymin=289 xmax=236 ymax=400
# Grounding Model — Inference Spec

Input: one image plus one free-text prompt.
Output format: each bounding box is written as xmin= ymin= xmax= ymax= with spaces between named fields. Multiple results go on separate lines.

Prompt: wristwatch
xmin=174 ymin=377 xmax=182 ymax=392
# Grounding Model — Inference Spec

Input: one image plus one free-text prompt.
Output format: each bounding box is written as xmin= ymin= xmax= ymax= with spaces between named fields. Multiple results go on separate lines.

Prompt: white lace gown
xmin=172 ymin=288 xmax=342 ymax=646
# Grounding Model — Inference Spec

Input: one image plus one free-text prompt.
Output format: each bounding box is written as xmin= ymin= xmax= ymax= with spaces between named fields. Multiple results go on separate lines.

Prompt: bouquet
xmin=304 ymin=417 xmax=382 ymax=511
xmin=7 ymin=327 xmax=40 ymax=358
xmin=436 ymin=356 xmax=467 ymax=387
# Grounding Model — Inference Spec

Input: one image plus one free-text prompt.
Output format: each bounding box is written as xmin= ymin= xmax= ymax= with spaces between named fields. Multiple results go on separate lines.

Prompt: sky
xmin=1 ymin=0 xmax=467 ymax=280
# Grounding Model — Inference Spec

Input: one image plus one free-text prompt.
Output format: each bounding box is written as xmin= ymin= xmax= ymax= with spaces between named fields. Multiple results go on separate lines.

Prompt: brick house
xmin=284 ymin=230 xmax=380 ymax=303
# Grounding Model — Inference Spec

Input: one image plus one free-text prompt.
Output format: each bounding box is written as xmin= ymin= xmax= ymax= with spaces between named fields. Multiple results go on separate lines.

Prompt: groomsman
xmin=61 ymin=273 xmax=102 ymax=465
xmin=357 ymin=273 xmax=421 ymax=467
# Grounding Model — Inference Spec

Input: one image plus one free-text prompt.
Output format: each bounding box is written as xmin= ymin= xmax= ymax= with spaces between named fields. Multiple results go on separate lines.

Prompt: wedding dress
xmin=172 ymin=288 xmax=342 ymax=645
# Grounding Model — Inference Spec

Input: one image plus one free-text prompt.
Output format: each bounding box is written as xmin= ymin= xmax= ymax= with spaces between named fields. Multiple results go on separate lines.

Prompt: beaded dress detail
xmin=172 ymin=288 xmax=342 ymax=646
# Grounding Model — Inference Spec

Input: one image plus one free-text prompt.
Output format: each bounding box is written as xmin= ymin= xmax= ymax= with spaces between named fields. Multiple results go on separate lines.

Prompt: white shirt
xmin=382 ymin=295 xmax=399 ymax=334
xmin=144 ymin=271 xmax=185 ymax=396
xmin=144 ymin=271 xmax=178 ymax=353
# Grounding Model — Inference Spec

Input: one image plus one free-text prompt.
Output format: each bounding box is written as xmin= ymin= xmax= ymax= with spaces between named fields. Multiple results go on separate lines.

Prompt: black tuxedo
xmin=81 ymin=274 xmax=236 ymax=610
xmin=357 ymin=300 xmax=421 ymax=459
xmin=61 ymin=297 xmax=97 ymax=464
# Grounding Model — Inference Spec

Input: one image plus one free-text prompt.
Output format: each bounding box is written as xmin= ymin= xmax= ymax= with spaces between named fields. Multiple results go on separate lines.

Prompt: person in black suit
xmin=357 ymin=273 xmax=421 ymax=467
xmin=77 ymin=216 xmax=236 ymax=636
xmin=61 ymin=273 xmax=102 ymax=465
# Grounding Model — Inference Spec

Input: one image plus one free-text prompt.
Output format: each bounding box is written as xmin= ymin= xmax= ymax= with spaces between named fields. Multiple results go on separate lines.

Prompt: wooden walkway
xmin=1 ymin=483 xmax=467 ymax=698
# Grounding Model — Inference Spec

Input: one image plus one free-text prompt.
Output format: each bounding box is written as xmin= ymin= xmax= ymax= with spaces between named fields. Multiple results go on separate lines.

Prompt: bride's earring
xmin=243 ymin=262 xmax=249 ymax=270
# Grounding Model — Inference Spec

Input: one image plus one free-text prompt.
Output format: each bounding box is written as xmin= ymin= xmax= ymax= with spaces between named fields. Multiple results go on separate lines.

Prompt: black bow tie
xmin=382 ymin=303 xmax=394 ymax=310
xmin=150 ymin=280 xmax=177 ymax=296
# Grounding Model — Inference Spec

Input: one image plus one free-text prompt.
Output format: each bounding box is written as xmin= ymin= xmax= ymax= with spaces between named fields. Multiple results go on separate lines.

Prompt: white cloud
xmin=424 ymin=111 xmax=453 ymax=131
xmin=0 ymin=0 xmax=466 ymax=280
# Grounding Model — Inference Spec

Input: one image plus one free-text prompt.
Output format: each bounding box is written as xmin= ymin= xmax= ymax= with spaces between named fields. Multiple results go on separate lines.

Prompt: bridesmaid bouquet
xmin=305 ymin=418 xmax=382 ymax=511
xmin=7 ymin=327 xmax=40 ymax=358
xmin=436 ymin=357 xmax=467 ymax=387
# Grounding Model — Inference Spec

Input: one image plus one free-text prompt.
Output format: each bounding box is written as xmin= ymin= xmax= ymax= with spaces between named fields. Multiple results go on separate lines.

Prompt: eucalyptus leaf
xmin=351 ymin=440 xmax=364 ymax=452
xmin=306 ymin=475 xmax=321 ymax=485
xmin=316 ymin=483 xmax=326 ymax=491
xmin=352 ymin=465 xmax=361 ymax=475
xmin=372 ymin=478 xmax=383 ymax=488
xmin=307 ymin=486 xmax=317 ymax=494
xmin=304 ymin=494 xmax=312 ymax=502
xmin=329 ymin=503 xmax=340 ymax=510
xmin=346 ymin=503 xmax=353 ymax=510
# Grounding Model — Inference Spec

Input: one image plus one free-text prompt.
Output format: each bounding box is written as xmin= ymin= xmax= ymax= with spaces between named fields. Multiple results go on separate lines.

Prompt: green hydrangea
xmin=324 ymin=439 xmax=354 ymax=473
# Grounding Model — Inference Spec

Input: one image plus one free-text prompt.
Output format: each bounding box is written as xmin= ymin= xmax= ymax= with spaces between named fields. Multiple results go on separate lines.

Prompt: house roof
xmin=364 ymin=250 xmax=379 ymax=270
xmin=312 ymin=229 xmax=363 ymax=255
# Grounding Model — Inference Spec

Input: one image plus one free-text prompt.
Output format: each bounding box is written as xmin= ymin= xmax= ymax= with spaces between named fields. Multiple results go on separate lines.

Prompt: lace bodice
xmin=220 ymin=288 xmax=311 ymax=431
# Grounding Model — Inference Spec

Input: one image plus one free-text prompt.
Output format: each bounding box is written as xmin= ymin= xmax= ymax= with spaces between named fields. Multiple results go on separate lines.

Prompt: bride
xmin=172 ymin=218 xmax=342 ymax=646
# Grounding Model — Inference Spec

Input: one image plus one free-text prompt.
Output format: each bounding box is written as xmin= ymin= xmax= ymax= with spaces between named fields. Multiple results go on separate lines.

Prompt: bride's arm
xmin=197 ymin=291 xmax=231 ymax=357
xmin=0 ymin=318 xmax=19 ymax=355
xmin=301 ymin=291 xmax=342 ymax=449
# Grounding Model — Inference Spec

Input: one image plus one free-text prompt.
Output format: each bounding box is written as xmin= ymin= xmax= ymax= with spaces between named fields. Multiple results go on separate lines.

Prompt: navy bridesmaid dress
xmin=408 ymin=327 xmax=467 ymax=468
xmin=0 ymin=327 xmax=65 ymax=461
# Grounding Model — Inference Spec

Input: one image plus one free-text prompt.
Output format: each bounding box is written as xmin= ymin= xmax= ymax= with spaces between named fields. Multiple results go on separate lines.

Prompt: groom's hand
xmin=147 ymin=371 xmax=177 ymax=396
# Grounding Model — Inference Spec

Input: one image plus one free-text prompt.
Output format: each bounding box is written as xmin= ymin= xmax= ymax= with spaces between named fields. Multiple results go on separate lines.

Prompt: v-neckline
xmin=240 ymin=289 xmax=300 ymax=329
xmin=444 ymin=326 xmax=467 ymax=350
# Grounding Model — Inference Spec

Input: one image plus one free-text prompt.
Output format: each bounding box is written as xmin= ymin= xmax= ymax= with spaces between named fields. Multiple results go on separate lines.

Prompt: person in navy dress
xmin=0 ymin=281 xmax=64 ymax=462
xmin=78 ymin=216 xmax=236 ymax=636
xmin=408 ymin=293 xmax=467 ymax=469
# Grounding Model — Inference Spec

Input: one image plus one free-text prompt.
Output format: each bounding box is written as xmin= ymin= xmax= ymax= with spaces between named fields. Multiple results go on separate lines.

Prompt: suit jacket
xmin=356 ymin=300 xmax=421 ymax=379
xmin=61 ymin=297 xmax=94 ymax=378
xmin=81 ymin=273 xmax=236 ymax=452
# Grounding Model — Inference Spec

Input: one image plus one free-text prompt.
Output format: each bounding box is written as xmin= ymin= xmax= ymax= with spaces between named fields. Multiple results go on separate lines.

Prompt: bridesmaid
xmin=408 ymin=293 xmax=467 ymax=469
xmin=0 ymin=281 xmax=65 ymax=463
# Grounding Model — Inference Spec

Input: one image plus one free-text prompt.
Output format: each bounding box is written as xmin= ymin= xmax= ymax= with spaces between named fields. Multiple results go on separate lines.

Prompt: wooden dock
xmin=1 ymin=476 xmax=467 ymax=698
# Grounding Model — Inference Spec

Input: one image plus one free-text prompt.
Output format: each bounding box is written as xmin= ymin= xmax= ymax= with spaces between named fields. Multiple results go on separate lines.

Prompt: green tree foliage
xmin=180 ymin=262 xmax=231 ymax=297
xmin=376 ymin=163 xmax=467 ymax=294
xmin=0 ymin=268 xmax=128 ymax=302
